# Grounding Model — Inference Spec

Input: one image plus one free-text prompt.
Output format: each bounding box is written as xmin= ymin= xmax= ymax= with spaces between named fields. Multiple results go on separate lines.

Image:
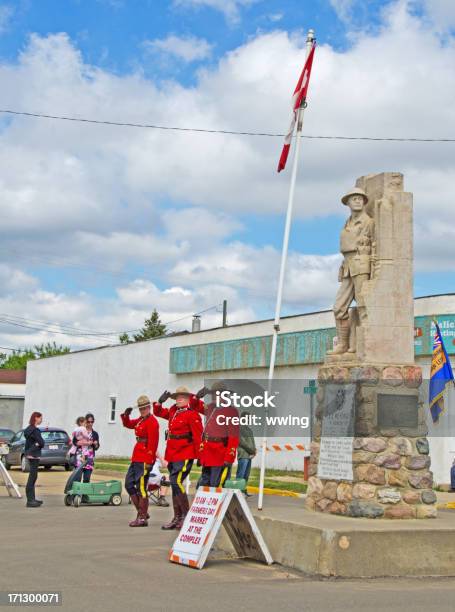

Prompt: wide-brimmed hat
xmin=170 ymin=386 xmax=192 ymax=399
xmin=341 ymin=187 xmax=368 ymax=206
xmin=137 ymin=395 xmax=151 ymax=408
xmin=210 ymin=381 xmax=231 ymax=394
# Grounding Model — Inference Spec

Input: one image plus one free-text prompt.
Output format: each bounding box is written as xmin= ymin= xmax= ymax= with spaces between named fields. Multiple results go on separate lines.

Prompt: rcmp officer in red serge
xmin=120 ymin=395 xmax=159 ymax=528
xmin=193 ymin=381 xmax=240 ymax=487
xmin=153 ymin=386 xmax=203 ymax=530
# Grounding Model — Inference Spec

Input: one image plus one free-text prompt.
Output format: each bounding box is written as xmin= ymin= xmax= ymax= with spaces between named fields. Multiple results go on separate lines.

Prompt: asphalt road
xmin=1 ymin=470 xmax=455 ymax=611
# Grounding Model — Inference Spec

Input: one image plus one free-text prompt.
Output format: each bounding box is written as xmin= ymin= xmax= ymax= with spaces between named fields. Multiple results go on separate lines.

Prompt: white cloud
xmin=161 ymin=207 xmax=242 ymax=243
xmin=4 ymin=13 xmax=455 ymax=233
xmin=329 ymin=0 xmax=355 ymax=22
xmin=0 ymin=263 xmax=257 ymax=349
xmin=0 ymin=264 xmax=38 ymax=296
xmin=173 ymin=0 xmax=258 ymax=23
xmin=268 ymin=13 xmax=284 ymax=23
xmin=0 ymin=4 xmax=13 ymax=34
xmin=1 ymin=3 xmax=455 ymax=348
xmin=170 ymin=242 xmax=340 ymax=309
xmin=144 ymin=35 xmax=213 ymax=63
xmin=421 ymin=0 xmax=455 ymax=29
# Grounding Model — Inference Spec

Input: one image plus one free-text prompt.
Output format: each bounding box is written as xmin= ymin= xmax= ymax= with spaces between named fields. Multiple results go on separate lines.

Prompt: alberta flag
xmin=429 ymin=321 xmax=454 ymax=423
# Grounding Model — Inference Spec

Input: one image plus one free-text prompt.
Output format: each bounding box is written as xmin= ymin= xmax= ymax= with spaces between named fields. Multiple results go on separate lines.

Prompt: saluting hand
xmin=196 ymin=386 xmax=210 ymax=399
xmin=158 ymin=390 xmax=171 ymax=404
xmin=124 ymin=407 xmax=133 ymax=416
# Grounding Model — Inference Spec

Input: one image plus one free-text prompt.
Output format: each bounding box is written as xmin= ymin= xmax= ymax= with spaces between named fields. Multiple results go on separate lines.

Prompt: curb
xmin=438 ymin=502 xmax=455 ymax=509
xmin=247 ymin=485 xmax=304 ymax=498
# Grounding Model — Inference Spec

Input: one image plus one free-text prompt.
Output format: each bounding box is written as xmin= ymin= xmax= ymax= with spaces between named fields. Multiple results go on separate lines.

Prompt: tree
xmin=0 ymin=342 xmax=71 ymax=370
xmin=0 ymin=349 xmax=36 ymax=370
xmin=119 ymin=309 xmax=167 ymax=344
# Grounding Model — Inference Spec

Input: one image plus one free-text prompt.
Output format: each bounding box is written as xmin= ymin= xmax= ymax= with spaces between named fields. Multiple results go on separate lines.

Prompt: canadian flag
xmin=277 ymin=41 xmax=316 ymax=172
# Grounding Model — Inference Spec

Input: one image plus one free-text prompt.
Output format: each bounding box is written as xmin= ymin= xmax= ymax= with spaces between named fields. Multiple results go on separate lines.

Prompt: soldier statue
xmin=328 ymin=187 xmax=375 ymax=356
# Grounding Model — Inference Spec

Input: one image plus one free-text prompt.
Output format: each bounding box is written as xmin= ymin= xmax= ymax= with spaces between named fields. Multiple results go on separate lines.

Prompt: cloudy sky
xmin=0 ymin=0 xmax=454 ymax=352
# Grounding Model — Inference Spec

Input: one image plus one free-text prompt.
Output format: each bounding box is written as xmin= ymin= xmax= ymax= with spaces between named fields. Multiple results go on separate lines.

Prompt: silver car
xmin=2 ymin=427 xmax=71 ymax=472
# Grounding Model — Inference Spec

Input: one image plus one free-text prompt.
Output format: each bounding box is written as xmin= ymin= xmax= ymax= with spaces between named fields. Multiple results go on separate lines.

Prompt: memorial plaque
xmin=317 ymin=384 xmax=356 ymax=481
xmin=377 ymin=394 xmax=418 ymax=429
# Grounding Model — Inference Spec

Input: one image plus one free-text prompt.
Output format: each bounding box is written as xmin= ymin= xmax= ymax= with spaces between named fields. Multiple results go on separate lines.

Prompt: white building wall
xmin=0 ymin=383 xmax=25 ymax=397
xmin=24 ymin=295 xmax=455 ymax=481
xmin=25 ymin=340 xmax=317 ymax=468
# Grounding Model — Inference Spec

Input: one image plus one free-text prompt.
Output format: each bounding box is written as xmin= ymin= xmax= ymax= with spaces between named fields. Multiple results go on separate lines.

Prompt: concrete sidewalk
xmin=3 ymin=467 xmax=455 ymax=579
xmin=2 ymin=492 xmax=455 ymax=612
xmin=248 ymin=495 xmax=455 ymax=577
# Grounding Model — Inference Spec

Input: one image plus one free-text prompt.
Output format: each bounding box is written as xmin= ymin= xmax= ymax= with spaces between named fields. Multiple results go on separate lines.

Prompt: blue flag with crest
xmin=429 ymin=321 xmax=454 ymax=423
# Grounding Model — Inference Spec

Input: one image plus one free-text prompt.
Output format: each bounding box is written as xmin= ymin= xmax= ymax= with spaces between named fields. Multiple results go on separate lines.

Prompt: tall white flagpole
xmin=258 ymin=28 xmax=315 ymax=511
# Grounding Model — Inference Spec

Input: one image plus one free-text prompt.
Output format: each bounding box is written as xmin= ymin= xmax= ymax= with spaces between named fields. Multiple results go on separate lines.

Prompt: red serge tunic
xmin=153 ymin=400 xmax=203 ymax=463
xmin=120 ymin=413 xmax=159 ymax=465
xmin=191 ymin=398 xmax=240 ymax=467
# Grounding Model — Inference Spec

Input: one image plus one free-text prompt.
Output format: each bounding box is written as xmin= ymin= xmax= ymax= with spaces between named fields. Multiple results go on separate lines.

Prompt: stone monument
xmin=305 ymin=172 xmax=436 ymax=519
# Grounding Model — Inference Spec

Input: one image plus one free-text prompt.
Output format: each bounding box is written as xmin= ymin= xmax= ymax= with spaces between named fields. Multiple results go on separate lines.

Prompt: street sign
xmin=304 ymin=379 xmax=317 ymax=394
xmin=169 ymin=487 xmax=272 ymax=570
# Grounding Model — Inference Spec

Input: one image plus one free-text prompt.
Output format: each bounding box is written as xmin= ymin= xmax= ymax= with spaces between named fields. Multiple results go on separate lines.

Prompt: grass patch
xmin=95 ymin=457 xmax=307 ymax=493
xmin=249 ymin=479 xmax=307 ymax=493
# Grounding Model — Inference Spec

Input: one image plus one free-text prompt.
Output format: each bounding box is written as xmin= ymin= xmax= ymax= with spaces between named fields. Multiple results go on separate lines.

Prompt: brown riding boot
xmin=130 ymin=493 xmax=140 ymax=511
xmin=131 ymin=492 xmax=150 ymax=519
xmin=161 ymin=494 xmax=181 ymax=530
xmin=140 ymin=497 xmax=149 ymax=525
xmin=129 ymin=497 xmax=148 ymax=527
xmin=129 ymin=493 xmax=140 ymax=524
xmin=175 ymin=494 xmax=190 ymax=530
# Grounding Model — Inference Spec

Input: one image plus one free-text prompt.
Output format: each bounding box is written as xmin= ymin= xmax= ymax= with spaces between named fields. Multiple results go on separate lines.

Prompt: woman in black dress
xmin=24 ymin=412 xmax=45 ymax=508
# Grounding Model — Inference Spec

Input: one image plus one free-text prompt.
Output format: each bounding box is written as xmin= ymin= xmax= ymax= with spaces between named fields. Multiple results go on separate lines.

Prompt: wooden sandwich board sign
xmin=169 ymin=486 xmax=273 ymax=570
xmin=0 ymin=454 xmax=22 ymax=498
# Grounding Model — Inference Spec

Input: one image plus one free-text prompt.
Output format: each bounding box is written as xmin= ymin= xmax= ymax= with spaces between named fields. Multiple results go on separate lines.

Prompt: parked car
xmin=0 ymin=428 xmax=15 ymax=461
xmin=2 ymin=427 xmax=71 ymax=472
xmin=0 ymin=428 xmax=15 ymax=444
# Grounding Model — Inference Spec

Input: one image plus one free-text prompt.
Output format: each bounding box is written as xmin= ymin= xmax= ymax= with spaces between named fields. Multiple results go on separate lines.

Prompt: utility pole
xmin=222 ymin=300 xmax=227 ymax=327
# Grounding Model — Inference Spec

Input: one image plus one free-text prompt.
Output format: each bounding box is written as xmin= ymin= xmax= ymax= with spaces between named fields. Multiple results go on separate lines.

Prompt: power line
xmin=0 ymin=304 xmax=222 ymax=344
xmin=0 ymin=317 xmax=116 ymax=343
xmin=120 ymin=304 xmax=222 ymax=334
xmin=0 ymin=345 xmax=36 ymax=354
xmin=0 ymin=313 xmax=117 ymax=337
xmin=1 ymin=108 xmax=455 ymax=142
xmin=0 ymin=246 xmax=138 ymax=282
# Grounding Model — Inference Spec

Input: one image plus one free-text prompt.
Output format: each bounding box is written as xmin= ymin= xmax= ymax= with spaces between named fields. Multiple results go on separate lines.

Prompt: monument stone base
xmin=305 ymin=362 xmax=437 ymax=519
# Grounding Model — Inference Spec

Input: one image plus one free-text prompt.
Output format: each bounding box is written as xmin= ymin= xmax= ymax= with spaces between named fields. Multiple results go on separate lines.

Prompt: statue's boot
xmin=347 ymin=307 xmax=358 ymax=353
xmin=327 ymin=319 xmax=350 ymax=355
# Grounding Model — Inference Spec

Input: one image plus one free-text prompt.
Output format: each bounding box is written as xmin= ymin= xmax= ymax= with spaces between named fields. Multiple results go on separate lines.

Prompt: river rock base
xmin=305 ymin=363 xmax=437 ymax=519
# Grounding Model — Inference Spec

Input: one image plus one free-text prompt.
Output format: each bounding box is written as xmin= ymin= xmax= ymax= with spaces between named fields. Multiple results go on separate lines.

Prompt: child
xmin=74 ymin=420 xmax=94 ymax=470
xmin=69 ymin=417 xmax=85 ymax=467
xmin=70 ymin=417 xmax=95 ymax=472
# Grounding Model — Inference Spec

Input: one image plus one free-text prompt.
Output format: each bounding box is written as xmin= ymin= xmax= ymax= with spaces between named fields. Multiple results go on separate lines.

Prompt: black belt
xmin=203 ymin=434 xmax=228 ymax=444
xmin=168 ymin=433 xmax=193 ymax=440
xmin=136 ymin=437 xmax=147 ymax=443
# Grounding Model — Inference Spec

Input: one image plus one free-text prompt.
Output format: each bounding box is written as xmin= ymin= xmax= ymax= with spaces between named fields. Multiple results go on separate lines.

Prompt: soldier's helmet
xmin=341 ymin=187 xmax=368 ymax=206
